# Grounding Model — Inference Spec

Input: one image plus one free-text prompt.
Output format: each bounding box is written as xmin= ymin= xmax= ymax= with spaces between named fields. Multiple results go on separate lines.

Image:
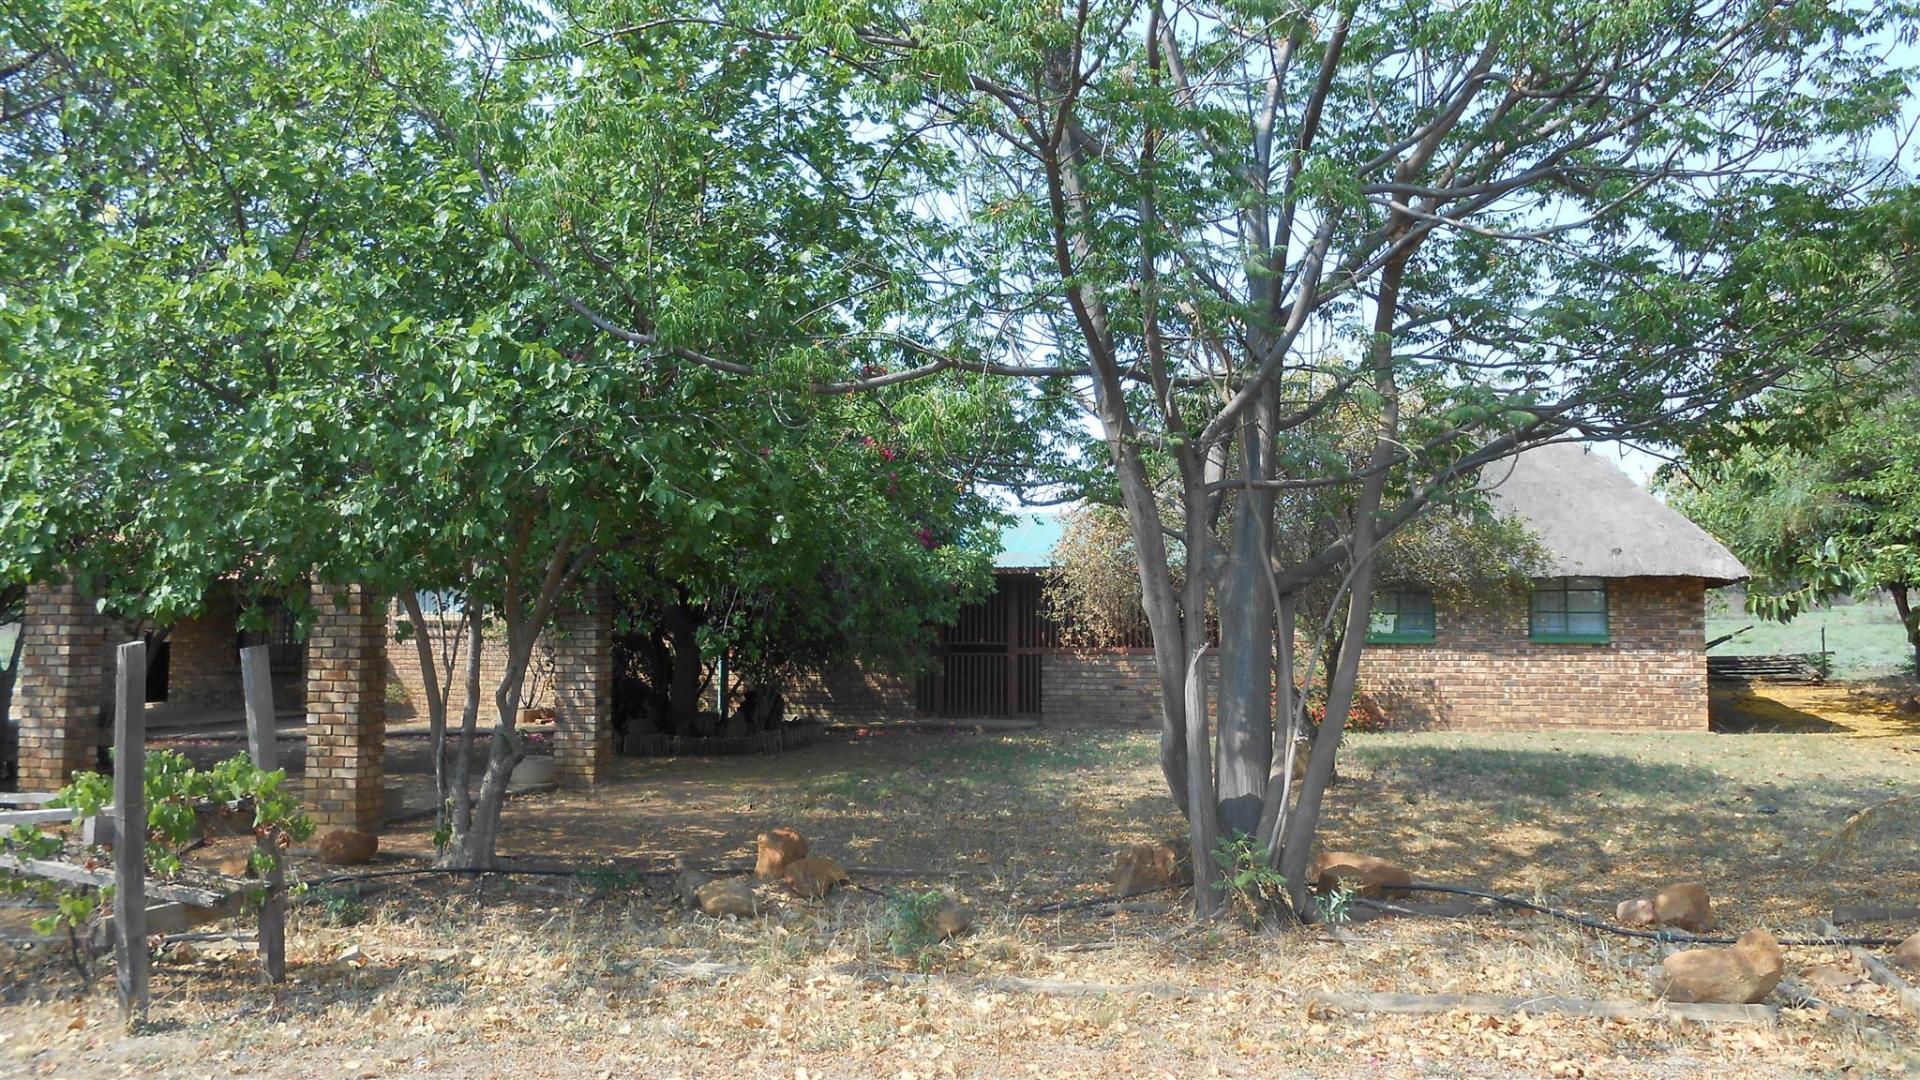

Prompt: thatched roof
xmin=1483 ymin=443 xmax=1748 ymax=585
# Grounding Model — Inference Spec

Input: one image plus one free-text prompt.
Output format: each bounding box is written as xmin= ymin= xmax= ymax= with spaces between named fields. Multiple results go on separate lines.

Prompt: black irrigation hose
xmin=303 ymin=865 xmax=657 ymax=889
xmin=297 ymin=866 xmax=1914 ymax=949
xmin=1383 ymin=883 xmax=1912 ymax=948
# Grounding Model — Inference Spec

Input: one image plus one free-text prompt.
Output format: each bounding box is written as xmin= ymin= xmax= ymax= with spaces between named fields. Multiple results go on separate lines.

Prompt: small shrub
xmin=313 ymin=887 xmax=367 ymax=928
xmin=883 ymin=889 xmax=949 ymax=957
xmin=1210 ymin=833 xmax=1287 ymax=926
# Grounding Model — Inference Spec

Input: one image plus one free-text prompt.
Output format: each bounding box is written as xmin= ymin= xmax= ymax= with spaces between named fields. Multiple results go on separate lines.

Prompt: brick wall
xmin=784 ymin=577 xmax=1709 ymax=733
xmin=13 ymin=580 xmax=116 ymax=790
xmin=167 ymin=588 xmax=242 ymax=709
xmin=787 ymin=663 xmax=917 ymax=724
xmin=1043 ymin=651 xmax=1220 ymax=727
xmin=383 ymin=609 xmax=550 ymax=720
xmin=1357 ymin=576 xmax=1709 ymax=731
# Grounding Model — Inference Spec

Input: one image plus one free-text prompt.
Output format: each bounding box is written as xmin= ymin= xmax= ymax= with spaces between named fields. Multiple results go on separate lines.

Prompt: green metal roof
xmin=994 ymin=512 xmax=1065 ymax=568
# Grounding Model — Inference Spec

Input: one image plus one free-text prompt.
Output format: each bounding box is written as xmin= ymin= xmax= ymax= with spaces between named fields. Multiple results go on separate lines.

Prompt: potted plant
xmin=510 ymin=730 xmax=557 ymax=786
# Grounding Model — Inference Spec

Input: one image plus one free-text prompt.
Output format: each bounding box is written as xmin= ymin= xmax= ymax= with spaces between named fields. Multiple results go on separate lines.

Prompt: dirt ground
xmin=3 ymin=686 xmax=1919 ymax=1078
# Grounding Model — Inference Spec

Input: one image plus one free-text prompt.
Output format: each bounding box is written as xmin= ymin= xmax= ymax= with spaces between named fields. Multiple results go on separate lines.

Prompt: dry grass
xmin=3 ymin=707 xmax=1918 ymax=1078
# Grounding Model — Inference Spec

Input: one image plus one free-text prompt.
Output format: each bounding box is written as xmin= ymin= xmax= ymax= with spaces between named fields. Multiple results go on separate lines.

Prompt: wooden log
xmin=1304 ymin=991 xmax=1777 ymax=1026
xmin=93 ymin=895 xmax=250 ymax=948
xmin=0 ymin=807 xmax=81 ymax=826
xmin=241 ymin=645 xmax=286 ymax=986
xmin=1853 ymin=949 xmax=1920 ymax=1020
xmin=0 ymin=853 xmax=227 ymax=906
xmin=113 ymin=640 xmax=149 ymax=1027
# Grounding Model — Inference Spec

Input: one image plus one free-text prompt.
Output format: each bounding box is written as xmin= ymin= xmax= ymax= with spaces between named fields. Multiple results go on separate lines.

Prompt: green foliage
xmin=882 ymin=888 xmax=951 ymax=957
xmin=311 ymin=888 xmax=368 ymax=929
xmin=1667 ymin=333 xmax=1920 ymax=669
xmin=2 ymin=752 xmax=312 ymax=938
xmin=1210 ymin=833 xmax=1287 ymax=925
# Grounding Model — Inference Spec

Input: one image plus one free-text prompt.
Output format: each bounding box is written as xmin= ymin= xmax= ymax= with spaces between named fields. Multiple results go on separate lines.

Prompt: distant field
xmin=1707 ymin=589 xmax=1913 ymax=679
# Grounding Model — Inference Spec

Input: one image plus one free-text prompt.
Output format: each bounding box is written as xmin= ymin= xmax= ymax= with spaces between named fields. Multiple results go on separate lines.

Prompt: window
xmin=1367 ymin=589 xmax=1436 ymax=644
xmin=1530 ymin=577 xmax=1609 ymax=643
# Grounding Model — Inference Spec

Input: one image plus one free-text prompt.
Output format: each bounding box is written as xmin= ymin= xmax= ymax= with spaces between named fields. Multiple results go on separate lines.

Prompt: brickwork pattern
xmin=547 ymin=583 xmax=612 ymax=787
xmin=1041 ymin=651 xmax=1225 ymax=727
xmin=1356 ymin=577 xmax=1709 ymax=731
xmin=167 ymin=589 xmax=242 ymax=709
xmin=383 ymin=611 xmax=546 ymax=719
xmin=14 ymin=580 xmax=116 ymax=791
xmin=787 ymin=663 xmax=917 ymax=724
xmin=306 ymin=584 xmax=387 ymax=831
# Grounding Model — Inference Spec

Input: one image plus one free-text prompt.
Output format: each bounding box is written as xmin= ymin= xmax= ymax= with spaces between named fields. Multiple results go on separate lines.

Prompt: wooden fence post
xmin=240 ymin=645 xmax=286 ymax=984
xmin=112 ymin=640 xmax=148 ymax=1026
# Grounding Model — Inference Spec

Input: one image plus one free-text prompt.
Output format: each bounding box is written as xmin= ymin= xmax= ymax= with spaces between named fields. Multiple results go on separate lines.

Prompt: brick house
xmin=791 ymin=443 xmax=1747 ymax=731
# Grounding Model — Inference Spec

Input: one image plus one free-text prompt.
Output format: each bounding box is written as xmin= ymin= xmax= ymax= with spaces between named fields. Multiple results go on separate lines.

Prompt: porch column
xmin=305 ymin=583 xmax=386 ymax=831
xmin=15 ymin=579 xmax=115 ymax=791
xmin=550 ymin=581 xmax=613 ymax=788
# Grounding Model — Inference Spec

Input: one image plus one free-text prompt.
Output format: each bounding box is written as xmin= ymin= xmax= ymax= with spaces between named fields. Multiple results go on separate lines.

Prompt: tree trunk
xmin=1180 ymin=485 xmax=1221 ymax=915
xmin=443 ymin=531 xmax=589 ymax=869
xmin=1891 ymin=583 xmax=1918 ymax=675
xmin=1275 ymin=250 xmax=1408 ymax=918
xmin=398 ymin=591 xmax=452 ymax=831
xmin=1215 ymin=403 xmax=1279 ymax=839
xmin=450 ymin=606 xmax=483 ymax=840
xmin=665 ymin=602 xmax=703 ymax=733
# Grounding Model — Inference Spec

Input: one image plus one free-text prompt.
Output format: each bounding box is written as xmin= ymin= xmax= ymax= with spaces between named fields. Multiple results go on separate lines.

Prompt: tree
xmin=610 ymin=412 xmax=1008 ymax=739
xmin=1666 ymin=371 xmax=1920 ymax=674
xmin=494 ymin=0 xmax=1915 ymax=916
xmin=0 ymin=0 xmax=1041 ymax=869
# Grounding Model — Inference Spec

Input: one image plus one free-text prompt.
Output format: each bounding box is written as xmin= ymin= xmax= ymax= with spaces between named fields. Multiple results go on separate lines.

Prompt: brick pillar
xmin=166 ymin=586 xmax=242 ymax=709
xmin=549 ymin=582 xmax=612 ymax=787
xmin=15 ymin=579 xmax=115 ymax=791
xmin=305 ymin=584 xmax=386 ymax=831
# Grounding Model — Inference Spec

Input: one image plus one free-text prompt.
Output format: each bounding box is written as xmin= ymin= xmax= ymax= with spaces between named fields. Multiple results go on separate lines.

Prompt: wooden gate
xmin=916 ymin=573 xmax=1056 ymax=718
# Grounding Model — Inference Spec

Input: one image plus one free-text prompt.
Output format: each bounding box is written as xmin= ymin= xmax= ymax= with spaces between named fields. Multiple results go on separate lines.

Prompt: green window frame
xmin=1367 ymin=588 xmax=1436 ymax=644
xmin=1530 ymin=576 xmax=1609 ymax=643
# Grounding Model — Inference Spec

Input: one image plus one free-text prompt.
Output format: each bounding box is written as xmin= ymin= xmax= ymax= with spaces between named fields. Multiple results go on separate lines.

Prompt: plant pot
xmin=510 ymin=755 xmax=556 ymax=787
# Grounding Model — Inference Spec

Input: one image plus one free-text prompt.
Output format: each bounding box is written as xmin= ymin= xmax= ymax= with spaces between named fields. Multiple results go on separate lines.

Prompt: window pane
xmin=1534 ymin=612 xmax=1567 ymax=634
xmin=1401 ymin=607 xmax=1434 ymax=634
xmin=1567 ymin=590 xmax=1606 ymax=613
xmin=1568 ymin=612 xmax=1607 ymax=636
xmin=1376 ymin=593 xmax=1400 ymax=616
xmin=1533 ymin=590 xmax=1566 ymax=613
xmin=1369 ymin=610 xmax=1398 ymax=635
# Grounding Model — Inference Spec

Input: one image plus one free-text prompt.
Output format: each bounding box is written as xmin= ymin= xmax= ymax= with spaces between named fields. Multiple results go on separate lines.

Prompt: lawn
xmin=2 ymin=720 xmax=1917 ymax=1078
xmin=1708 ymin=589 xmax=1913 ymax=679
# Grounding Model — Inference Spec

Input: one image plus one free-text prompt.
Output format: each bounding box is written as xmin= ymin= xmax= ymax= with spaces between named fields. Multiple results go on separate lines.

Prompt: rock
xmin=783 ymin=856 xmax=849 ymax=900
xmin=1893 ymin=931 xmax=1920 ymax=972
xmin=1616 ymin=898 xmax=1657 ymax=926
xmin=317 ymin=829 xmax=378 ymax=866
xmin=1311 ymin=851 xmax=1413 ymax=899
xmin=1652 ymin=929 xmax=1784 ymax=1004
xmin=694 ymin=877 xmax=758 ymax=918
xmin=336 ymin=944 xmax=367 ymax=966
xmin=1801 ymin=962 xmax=1870 ymax=990
xmin=934 ymin=899 xmax=976 ymax=939
xmin=756 ymin=828 xmax=810 ymax=880
xmin=1111 ymin=841 xmax=1190 ymax=897
xmin=1652 ymin=883 xmax=1716 ymax=933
